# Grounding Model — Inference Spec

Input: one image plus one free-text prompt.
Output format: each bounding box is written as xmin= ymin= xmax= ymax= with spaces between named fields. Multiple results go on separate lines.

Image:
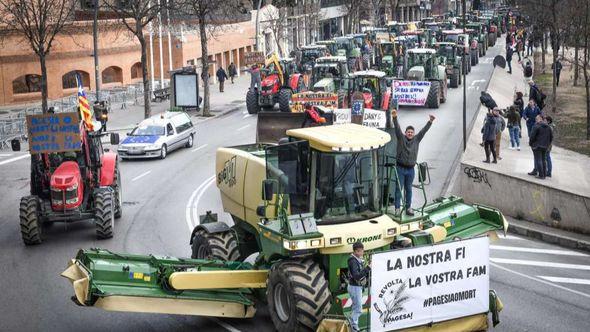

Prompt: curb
xmin=508 ymin=221 xmax=590 ymax=253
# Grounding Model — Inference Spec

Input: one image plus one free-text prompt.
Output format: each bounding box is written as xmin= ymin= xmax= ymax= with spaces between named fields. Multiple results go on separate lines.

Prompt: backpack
xmin=524 ymin=65 xmax=532 ymax=77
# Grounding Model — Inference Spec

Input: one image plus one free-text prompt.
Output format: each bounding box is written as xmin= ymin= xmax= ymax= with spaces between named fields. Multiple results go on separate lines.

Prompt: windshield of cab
xmin=313 ymin=65 xmax=340 ymax=79
xmin=313 ymin=150 xmax=382 ymax=223
xmin=131 ymin=125 xmax=165 ymax=136
xmin=354 ymin=77 xmax=380 ymax=95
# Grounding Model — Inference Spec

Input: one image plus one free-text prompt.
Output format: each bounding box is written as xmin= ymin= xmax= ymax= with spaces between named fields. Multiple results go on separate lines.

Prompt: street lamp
xmin=93 ymin=0 xmax=100 ymax=102
xmin=462 ymin=0 xmax=467 ymax=151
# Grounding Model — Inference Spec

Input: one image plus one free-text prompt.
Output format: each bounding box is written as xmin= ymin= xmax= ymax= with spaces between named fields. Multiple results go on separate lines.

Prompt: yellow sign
xmin=290 ymin=92 xmax=339 ymax=112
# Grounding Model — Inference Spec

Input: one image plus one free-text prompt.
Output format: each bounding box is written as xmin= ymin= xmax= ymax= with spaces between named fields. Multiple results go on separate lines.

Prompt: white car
xmin=118 ymin=112 xmax=196 ymax=160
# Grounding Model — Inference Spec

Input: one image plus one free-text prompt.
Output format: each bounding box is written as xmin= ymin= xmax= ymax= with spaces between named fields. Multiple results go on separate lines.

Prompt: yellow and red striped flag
xmin=76 ymin=73 xmax=94 ymax=131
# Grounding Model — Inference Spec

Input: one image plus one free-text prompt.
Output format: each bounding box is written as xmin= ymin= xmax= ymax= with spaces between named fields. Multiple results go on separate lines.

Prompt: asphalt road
xmin=1 ymin=39 xmax=589 ymax=332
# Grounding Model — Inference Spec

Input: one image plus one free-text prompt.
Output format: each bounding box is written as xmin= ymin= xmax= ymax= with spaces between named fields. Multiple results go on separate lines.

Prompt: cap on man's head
xmin=352 ymin=241 xmax=364 ymax=251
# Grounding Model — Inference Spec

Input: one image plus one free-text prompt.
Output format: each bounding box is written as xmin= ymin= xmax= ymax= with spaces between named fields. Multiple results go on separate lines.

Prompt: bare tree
xmin=263 ymin=5 xmax=290 ymax=57
xmin=103 ymin=0 xmax=164 ymax=119
xmin=0 ymin=0 xmax=76 ymax=113
xmin=342 ymin=0 xmax=363 ymax=34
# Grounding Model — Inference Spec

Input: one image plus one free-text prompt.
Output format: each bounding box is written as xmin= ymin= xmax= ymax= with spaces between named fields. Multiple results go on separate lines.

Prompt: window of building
xmin=187 ymin=59 xmax=195 ymax=66
xmin=62 ymin=70 xmax=90 ymax=89
xmin=12 ymin=74 xmax=42 ymax=94
xmin=102 ymin=66 xmax=123 ymax=84
xmin=131 ymin=62 xmax=142 ymax=79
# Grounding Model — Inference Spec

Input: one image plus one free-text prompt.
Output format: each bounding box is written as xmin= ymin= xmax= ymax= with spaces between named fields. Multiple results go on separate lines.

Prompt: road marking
xmin=490 ymin=245 xmax=588 ymax=257
xmin=538 ymin=276 xmax=590 ymax=285
xmin=210 ymin=318 xmax=242 ymax=332
xmin=131 ymin=170 xmax=151 ymax=182
xmin=193 ymin=177 xmax=216 ymax=227
xmin=490 ymin=258 xmax=590 ymax=271
xmin=471 ymin=79 xmax=486 ymax=86
xmin=502 ymin=235 xmax=525 ymax=240
xmin=0 ymin=154 xmax=30 ymax=165
xmin=191 ymin=144 xmax=208 ymax=152
xmin=491 ymin=263 xmax=590 ymax=299
xmin=185 ymin=175 xmax=216 ymax=231
xmin=0 ymin=153 xmax=12 ymax=157
xmin=237 ymin=124 xmax=250 ymax=131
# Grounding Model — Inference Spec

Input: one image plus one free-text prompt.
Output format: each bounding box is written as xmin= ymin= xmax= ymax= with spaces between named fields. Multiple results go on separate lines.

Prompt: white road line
xmin=490 ymin=258 xmax=590 ymax=271
xmin=471 ymin=79 xmax=486 ymax=85
xmin=502 ymin=235 xmax=525 ymax=240
xmin=237 ymin=124 xmax=250 ymax=131
xmin=210 ymin=318 xmax=242 ymax=332
xmin=191 ymin=144 xmax=208 ymax=152
xmin=0 ymin=154 xmax=30 ymax=165
xmin=538 ymin=276 xmax=590 ymax=285
xmin=491 ymin=263 xmax=590 ymax=299
xmin=131 ymin=170 xmax=151 ymax=182
xmin=185 ymin=175 xmax=216 ymax=231
xmin=192 ymin=177 xmax=216 ymax=227
xmin=490 ymin=245 xmax=588 ymax=257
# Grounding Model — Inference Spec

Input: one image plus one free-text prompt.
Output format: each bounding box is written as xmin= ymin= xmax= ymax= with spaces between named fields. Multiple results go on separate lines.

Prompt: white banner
xmin=370 ymin=237 xmax=490 ymax=331
xmin=333 ymin=108 xmax=352 ymax=125
xmin=362 ymin=109 xmax=386 ymax=129
xmin=393 ymin=80 xmax=431 ymax=106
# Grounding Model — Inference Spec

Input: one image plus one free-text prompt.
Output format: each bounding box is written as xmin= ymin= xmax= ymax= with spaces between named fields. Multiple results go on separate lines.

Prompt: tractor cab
xmin=386 ymin=21 xmax=406 ymax=36
xmin=299 ymin=44 xmax=328 ymax=72
xmin=316 ymin=40 xmax=338 ymax=57
xmin=406 ymin=48 xmax=439 ymax=79
xmin=310 ymin=56 xmax=349 ymax=93
xmin=340 ymin=70 xmax=391 ymax=110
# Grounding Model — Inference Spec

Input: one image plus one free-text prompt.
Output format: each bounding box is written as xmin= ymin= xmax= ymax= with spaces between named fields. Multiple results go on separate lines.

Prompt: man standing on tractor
xmin=347 ymin=241 xmax=370 ymax=332
xmin=391 ymin=110 xmax=435 ymax=216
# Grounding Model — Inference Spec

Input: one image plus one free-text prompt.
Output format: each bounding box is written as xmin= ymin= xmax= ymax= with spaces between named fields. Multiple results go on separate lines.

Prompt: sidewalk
xmin=450 ymin=51 xmax=590 ymax=251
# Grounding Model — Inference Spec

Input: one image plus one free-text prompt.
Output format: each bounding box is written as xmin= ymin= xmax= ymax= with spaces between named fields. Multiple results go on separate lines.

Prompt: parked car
xmin=118 ymin=112 xmax=195 ymax=160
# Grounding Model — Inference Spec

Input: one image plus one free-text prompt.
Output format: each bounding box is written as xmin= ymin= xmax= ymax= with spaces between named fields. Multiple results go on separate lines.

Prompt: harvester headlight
xmin=329 ymin=237 xmax=342 ymax=245
xmin=310 ymin=239 xmax=322 ymax=247
xmin=387 ymin=228 xmax=397 ymax=236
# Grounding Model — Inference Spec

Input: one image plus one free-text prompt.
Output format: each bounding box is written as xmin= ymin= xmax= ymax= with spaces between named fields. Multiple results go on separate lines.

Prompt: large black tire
xmin=95 ymin=188 xmax=114 ymax=239
xmin=426 ymin=81 xmax=441 ymax=109
xmin=471 ymin=50 xmax=478 ymax=66
xmin=479 ymin=44 xmax=483 ymax=57
xmin=468 ymin=58 xmax=472 ymax=73
xmin=246 ymin=89 xmax=260 ymax=114
xmin=191 ymin=229 xmax=239 ymax=261
xmin=267 ymin=258 xmax=331 ymax=331
xmin=440 ymin=78 xmax=447 ymax=104
xmin=20 ymin=195 xmax=42 ymax=245
xmin=112 ymin=163 xmax=122 ymax=219
xmin=160 ymin=144 xmax=167 ymax=160
xmin=450 ymin=68 xmax=459 ymax=88
xmin=278 ymin=89 xmax=292 ymax=113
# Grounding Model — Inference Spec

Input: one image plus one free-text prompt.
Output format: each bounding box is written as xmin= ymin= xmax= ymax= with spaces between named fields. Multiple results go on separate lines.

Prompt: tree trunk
xmin=541 ymin=33 xmax=546 ymax=70
xmin=574 ymin=37 xmax=579 ymax=86
xmin=551 ymin=32 xmax=559 ymax=112
xmin=199 ymin=20 xmax=210 ymax=116
xmin=138 ymin=29 xmax=151 ymax=119
xmin=39 ymin=53 xmax=48 ymax=113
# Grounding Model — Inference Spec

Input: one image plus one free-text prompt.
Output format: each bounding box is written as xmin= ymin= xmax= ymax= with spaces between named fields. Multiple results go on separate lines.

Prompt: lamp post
xmin=93 ymin=0 xmax=100 ymax=102
xmin=255 ymin=0 xmax=263 ymax=51
xmin=462 ymin=0 xmax=467 ymax=151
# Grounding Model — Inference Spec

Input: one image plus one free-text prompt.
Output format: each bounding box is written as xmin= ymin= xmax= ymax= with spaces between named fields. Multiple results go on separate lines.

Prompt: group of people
xmin=213 ymin=62 xmax=238 ymax=93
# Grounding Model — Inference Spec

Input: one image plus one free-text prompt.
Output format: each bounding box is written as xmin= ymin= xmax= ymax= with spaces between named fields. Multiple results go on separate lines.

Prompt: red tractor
xmin=338 ymin=70 xmax=394 ymax=111
xmin=246 ymin=54 xmax=307 ymax=114
xmin=12 ymin=113 xmax=122 ymax=245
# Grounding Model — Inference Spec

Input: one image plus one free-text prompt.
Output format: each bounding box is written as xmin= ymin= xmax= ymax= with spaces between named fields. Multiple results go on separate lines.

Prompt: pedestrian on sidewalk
xmin=516 ymin=37 xmax=523 ymax=62
xmin=482 ymin=111 xmax=498 ymax=164
xmin=391 ymin=109 xmax=434 ymax=216
xmin=545 ymin=115 xmax=555 ymax=177
xmin=551 ymin=58 xmax=563 ymax=87
xmin=506 ymin=106 xmax=521 ymax=150
xmin=514 ymin=91 xmax=525 ymax=138
xmin=248 ymin=64 xmax=261 ymax=91
xmin=523 ymin=99 xmax=542 ymax=136
xmin=528 ymin=115 xmax=553 ymax=179
xmin=522 ymin=58 xmax=533 ymax=88
xmin=528 ymin=80 xmax=546 ymax=110
xmin=494 ymin=108 xmax=506 ymax=159
xmin=228 ymin=62 xmax=237 ymax=84
xmin=506 ymin=45 xmax=514 ymax=74
xmin=527 ymin=34 xmax=534 ymax=56
xmin=216 ymin=67 xmax=228 ymax=92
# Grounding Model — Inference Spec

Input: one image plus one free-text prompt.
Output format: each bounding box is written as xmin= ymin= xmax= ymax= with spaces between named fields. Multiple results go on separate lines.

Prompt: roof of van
xmin=287 ymin=123 xmax=391 ymax=152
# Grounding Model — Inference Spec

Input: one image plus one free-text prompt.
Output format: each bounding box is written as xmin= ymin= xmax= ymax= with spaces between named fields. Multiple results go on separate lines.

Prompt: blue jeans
xmin=394 ymin=166 xmax=415 ymax=209
xmin=347 ymin=284 xmax=363 ymax=330
xmin=547 ymin=150 xmax=552 ymax=176
xmin=509 ymin=126 xmax=520 ymax=147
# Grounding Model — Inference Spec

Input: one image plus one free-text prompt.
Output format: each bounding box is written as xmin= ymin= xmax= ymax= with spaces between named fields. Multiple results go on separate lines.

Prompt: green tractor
xmin=465 ymin=22 xmax=489 ymax=57
xmin=398 ymin=48 xmax=448 ymax=109
xmin=62 ymin=119 xmax=507 ymax=332
xmin=374 ymin=40 xmax=403 ymax=77
xmin=442 ymin=29 xmax=472 ymax=74
xmin=435 ymin=42 xmax=464 ymax=88
xmin=309 ymin=56 xmax=350 ymax=93
xmin=334 ymin=36 xmax=362 ymax=70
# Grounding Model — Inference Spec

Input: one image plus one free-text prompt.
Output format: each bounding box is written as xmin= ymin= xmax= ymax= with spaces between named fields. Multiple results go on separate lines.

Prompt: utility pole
xmin=255 ymin=0 xmax=262 ymax=51
xmin=93 ymin=0 xmax=100 ymax=102
xmin=462 ymin=0 xmax=467 ymax=151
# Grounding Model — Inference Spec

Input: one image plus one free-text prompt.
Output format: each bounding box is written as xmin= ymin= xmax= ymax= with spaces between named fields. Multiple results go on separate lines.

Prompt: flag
xmin=76 ymin=73 xmax=94 ymax=131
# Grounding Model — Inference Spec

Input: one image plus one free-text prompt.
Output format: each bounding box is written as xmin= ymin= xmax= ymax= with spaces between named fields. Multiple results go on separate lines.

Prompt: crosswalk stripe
xmin=538 ymin=276 xmax=590 ymax=285
xmin=490 ymin=258 xmax=590 ymax=271
xmin=490 ymin=245 xmax=588 ymax=257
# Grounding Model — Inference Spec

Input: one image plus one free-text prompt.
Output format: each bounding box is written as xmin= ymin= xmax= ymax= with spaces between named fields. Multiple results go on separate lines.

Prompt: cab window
xmin=166 ymin=123 xmax=174 ymax=136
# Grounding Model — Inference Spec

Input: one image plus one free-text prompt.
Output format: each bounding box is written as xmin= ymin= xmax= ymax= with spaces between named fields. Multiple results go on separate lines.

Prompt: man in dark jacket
xmin=506 ymin=45 xmax=514 ymax=74
xmin=216 ymin=67 xmax=228 ymax=92
xmin=482 ymin=111 xmax=498 ymax=163
xmin=493 ymin=108 xmax=506 ymax=159
xmin=480 ymin=91 xmax=498 ymax=111
xmin=522 ymin=99 xmax=542 ymax=136
xmin=528 ymin=115 xmax=553 ymax=179
xmin=528 ymin=80 xmax=545 ymax=109
xmin=228 ymin=62 xmax=237 ymax=84
xmin=391 ymin=110 xmax=434 ymax=216
xmin=551 ymin=59 xmax=563 ymax=86
xmin=347 ymin=241 xmax=370 ymax=332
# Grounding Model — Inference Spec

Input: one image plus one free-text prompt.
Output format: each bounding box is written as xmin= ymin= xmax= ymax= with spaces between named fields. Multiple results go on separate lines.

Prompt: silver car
xmin=118 ymin=112 xmax=196 ymax=160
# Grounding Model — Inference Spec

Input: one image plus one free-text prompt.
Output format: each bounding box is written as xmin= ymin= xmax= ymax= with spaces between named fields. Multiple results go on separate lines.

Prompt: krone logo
xmin=347 ymin=234 xmax=382 ymax=244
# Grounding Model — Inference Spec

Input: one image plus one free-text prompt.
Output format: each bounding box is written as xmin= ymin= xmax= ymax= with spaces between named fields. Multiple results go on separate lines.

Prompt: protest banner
xmin=362 ymin=109 xmax=386 ymax=128
xmin=392 ymin=80 xmax=431 ymax=106
xmin=244 ymin=51 xmax=265 ymax=65
xmin=26 ymin=112 xmax=82 ymax=154
xmin=333 ymin=109 xmax=351 ymax=125
xmin=290 ymin=91 xmax=338 ymax=112
xmin=370 ymin=237 xmax=490 ymax=331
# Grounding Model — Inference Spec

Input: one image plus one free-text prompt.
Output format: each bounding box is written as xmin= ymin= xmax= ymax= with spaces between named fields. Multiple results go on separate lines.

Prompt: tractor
xmin=338 ymin=70 xmax=393 ymax=111
xmin=62 ymin=116 xmax=507 ymax=331
xmin=246 ymin=53 xmax=307 ymax=114
xmin=442 ymin=29 xmax=472 ymax=74
xmin=299 ymin=44 xmax=329 ymax=72
xmin=463 ymin=28 xmax=482 ymax=66
xmin=434 ymin=42 xmax=464 ymax=88
xmin=374 ymin=40 xmax=402 ymax=77
xmin=309 ymin=56 xmax=350 ymax=93
xmin=12 ymin=112 xmax=122 ymax=245
xmin=334 ymin=36 xmax=362 ymax=71
xmin=315 ymin=40 xmax=338 ymax=57
xmin=397 ymin=48 xmax=448 ymax=109
xmin=465 ymin=22 xmax=489 ymax=57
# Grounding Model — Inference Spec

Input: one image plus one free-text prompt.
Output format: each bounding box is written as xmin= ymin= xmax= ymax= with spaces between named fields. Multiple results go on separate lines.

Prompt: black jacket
xmin=347 ymin=255 xmax=370 ymax=287
xmin=529 ymin=122 xmax=553 ymax=149
xmin=393 ymin=117 xmax=432 ymax=167
xmin=482 ymin=113 xmax=497 ymax=141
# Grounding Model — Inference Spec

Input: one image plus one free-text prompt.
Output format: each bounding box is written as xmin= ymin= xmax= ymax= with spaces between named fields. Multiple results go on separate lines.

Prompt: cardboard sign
xmin=290 ymin=91 xmax=339 ymax=112
xmin=244 ymin=51 xmax=265 ymax=65
xmin=333 ymin=108 xmax=352 ymax=124
xmin=370 ymin=237 xmax=490 ymax=331
xmin=362 ymin=109 xmax=386 ymax=128
xmin=393 ymin=80 xmax=432 ymax=106
xmin=26 ymin=112 xmax=82 ymax=154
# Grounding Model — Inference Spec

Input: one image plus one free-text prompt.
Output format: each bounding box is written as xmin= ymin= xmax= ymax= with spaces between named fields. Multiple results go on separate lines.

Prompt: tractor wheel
xmin=95 ymin=187 xmax=115 ymax=239
xmin=278 ymin=89 xmax=292 ymax=113
xmin=426 ymin=81 xmax=441 ymax=109
xmin=20 ymin=195 xmax=42 ymax=245
xmin=440 ymin=79 xmax=447 ymax=103
xmin=471 ymin=50 xmax=477 ymax=66
xmin=267 ymin=258 xmax=331 ymax=331
xmin=112 ymin=163 xmax=122 ymax=219
xmin=246 ymin=89 xmax=261 ymax=114
xmin=468 ymin=58 xmax=472 ymax=73
xmin=191 ymin=229 xmax=239 ymax=261
xmin=450 ymin=68 xmax=459 ymax=88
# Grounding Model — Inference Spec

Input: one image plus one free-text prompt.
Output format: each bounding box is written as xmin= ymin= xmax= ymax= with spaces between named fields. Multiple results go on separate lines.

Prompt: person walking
xmin=522 ymin=99 xmax=542 ymax=136
xmin=216 ymin=67 xmax=228 ymax=92
xmin=493 ymin=108 xmax=506 ymax=159
xmin=528 ymin=115 xmax=553 ymax=179
xmin=545 ymin=116 xmax=555 ymax=177
xmin=228 ymin=62 xmax=237 ymax=84
xmin=506 ymin=106 xmax=521 ymax=150
xmin=391 ymin=110 xmax=434 ymax=216
xmin=506 ymin=44 xmax=514 ymax=74
xmin=514 ymin=91 xmax=525 ymax=138
xmin=528 ymin=80 xmax=546 ymax=109
xmin=551 ymin=59 xmax=563 ymax=87
xmin=482 ymin=111 xmax=498 ymax=163
xmin=347 ymin=241 xmax=370 ymax=332
xmin=527 ymin=33 xmax=534 ymax=56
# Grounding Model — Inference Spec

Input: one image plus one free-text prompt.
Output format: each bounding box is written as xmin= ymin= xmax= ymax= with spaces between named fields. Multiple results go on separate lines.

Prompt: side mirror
xmin=11 ymin=139 xmax=20 ymax=151
xmin=262 ymin=179 xmax=276 ymax=201
xmin=110 ymin=133 xmax=120 ymax=145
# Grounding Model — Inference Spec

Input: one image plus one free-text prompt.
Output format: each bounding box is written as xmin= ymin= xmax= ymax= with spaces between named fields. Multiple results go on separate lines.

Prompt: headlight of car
xmin=145 ymin=144 xmax=160 ymax=150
